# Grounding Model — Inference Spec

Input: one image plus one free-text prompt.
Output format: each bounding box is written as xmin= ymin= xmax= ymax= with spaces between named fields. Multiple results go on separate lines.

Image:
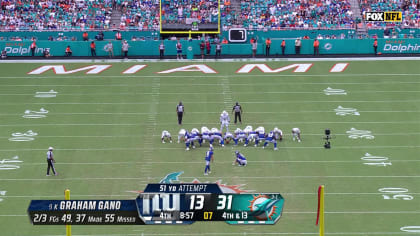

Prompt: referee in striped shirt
xmin=46 ymin=147 xmax=58 ymax=176
xmin=176 ymin=101 xmax=185 ymax=125
xmin=232 ymin=102 xmax=243 ymax=124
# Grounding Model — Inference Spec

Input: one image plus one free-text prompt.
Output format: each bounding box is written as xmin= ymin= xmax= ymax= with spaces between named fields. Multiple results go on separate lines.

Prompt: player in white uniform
xmin=178 ymin=129 xmax=186 ymax=143
xmin=292 ymin=127 xmax=301 ymax=142
xmin=201 ymin=126 xmax=212 ymax=144
xmin=224 ymin=131 xmax=234 ymax=145
xmin=273 ymin=127 xmax=283 ymax=141
xmin=234 ymin=128 xmax=247 ymax=145
xmin=220 ymin=110 xmax=230 ymax=133
xmin=255 ymin=126 xmax=265 ymax=146
xmin=161 ymin=130 xmax=173 ymax=143
xmin=211 ymin=128 xmax=224 ymax=147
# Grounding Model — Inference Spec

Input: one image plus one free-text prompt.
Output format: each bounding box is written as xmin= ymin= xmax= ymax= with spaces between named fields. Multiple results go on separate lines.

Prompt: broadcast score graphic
xmin=28 ymin=183 xmax=284 ymax=225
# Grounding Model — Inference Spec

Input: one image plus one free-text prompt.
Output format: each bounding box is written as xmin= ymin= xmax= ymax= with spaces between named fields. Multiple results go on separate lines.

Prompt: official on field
xmin=176 ymin=101 xmax=185 ymax=125
xmin=232 ymin=102 xmax=243 ymax=124
xmin=46 ymin=147 xmax=57 ymax=176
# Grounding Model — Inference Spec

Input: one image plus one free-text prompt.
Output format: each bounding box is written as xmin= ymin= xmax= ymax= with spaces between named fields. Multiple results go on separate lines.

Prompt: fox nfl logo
xmin=365 ymin=12 xmax=402 ymax=22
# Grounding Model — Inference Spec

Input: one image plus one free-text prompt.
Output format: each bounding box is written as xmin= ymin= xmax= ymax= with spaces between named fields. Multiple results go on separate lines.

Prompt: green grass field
xmin=0 ymin=59 xmax=419 ymax=236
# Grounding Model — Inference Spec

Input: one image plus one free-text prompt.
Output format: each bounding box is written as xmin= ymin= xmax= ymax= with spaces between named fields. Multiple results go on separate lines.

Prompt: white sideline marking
xmin=3 ymin=81 xmax=420 ymax=86
xmin=35 ymin=232 xmax=420 ymax=236
xmin=14 ymin=160 xmax=420 ymax=166
xmin=1 ymin=145 xmax=420 ymax=152
xmin=3 ymin=90 xmax=420 ymax=96
xmin=1 ymin=110 xmax=420 ymax=116
xmin=0 ymin=57 xmax=419 ymax=63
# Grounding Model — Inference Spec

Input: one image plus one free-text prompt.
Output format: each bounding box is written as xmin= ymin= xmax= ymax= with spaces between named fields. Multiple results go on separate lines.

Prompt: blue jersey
xmin=265 ymin=132 xmax=275 ymax=142
xmin=205 ymin=151 xmax=213 ymax=161
xmin=258 ymin=132 xmax=266 ymax=139
xmin=236 ymin=153 xmax=246 ymax=160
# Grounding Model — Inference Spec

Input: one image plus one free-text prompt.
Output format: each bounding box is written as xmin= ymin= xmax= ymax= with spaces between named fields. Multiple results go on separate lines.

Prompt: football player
xmin=233 ymin=128 xmax=247 ymax=145
xmin=211 ymin=128 xmax=224 ymax=147
xmin=233 ymin=151 xmax=247 ymax=166
xmin=292 ymin=127 xmax=301 ymax=142
xmin=224 ymin=131 xmax=234 ymax=145
xmin=263 ymin=130 xmax=278 ymax=150
xmin=204 ymin=146 xmax=214 ymax=175
xmin=201 ymin=126 xmax=212 ymax=146
xmin=220 ymin=110 xmax=230 ymax=133
xmin=178 ymin=129 xmax=186 ymax=143
xmin=255 ymin=126 xmax=265 ymax=146
xmin=273 ymin=127 xmax=283 ymax=141
xmin=244 ymin=128 xmax=257 ymax=147
xmin=161 ymin=130 xmax=173 ymax=143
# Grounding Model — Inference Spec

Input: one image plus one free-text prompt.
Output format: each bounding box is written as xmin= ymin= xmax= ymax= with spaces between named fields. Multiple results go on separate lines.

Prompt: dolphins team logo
xmin=248 ymin=194 xmax=279 ymax=220
xmin=159 ymin=171 xmax=184 ymax=184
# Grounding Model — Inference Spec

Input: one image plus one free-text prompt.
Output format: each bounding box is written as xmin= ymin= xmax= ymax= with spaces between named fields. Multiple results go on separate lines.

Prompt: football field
xmin=0 ymin=59 xmax=419 ymax=235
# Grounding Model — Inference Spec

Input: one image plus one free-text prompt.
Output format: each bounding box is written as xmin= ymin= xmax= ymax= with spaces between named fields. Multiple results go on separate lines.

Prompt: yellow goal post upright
xmin=159 ymin=0 xmax=221 ymax=35
xmin=65 ymin=189 xmax=71 ymax=236
xmin=316 ymin=185 xmax=325 ymax=236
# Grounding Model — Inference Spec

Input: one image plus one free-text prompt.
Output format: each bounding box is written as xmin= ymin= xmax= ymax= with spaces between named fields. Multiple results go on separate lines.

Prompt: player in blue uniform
xmin=263 ymin=131 xmax=278 ymax=150
xmin=255 ymin=130 xmax=266 ymax=146
xmin=244 ymin=130 xmax=257 ymax=146
xmin=200 ymin=126 xmax=212 ymax=146
xmin=233 ymin=151 xmax=247 ymax=166
xmin=185 ymin=131 xmax=192 ymax=150
xmin=224 ymin=131 xmax=234 ymax=145
xmin=204 ymin=146 xmax=214 ymax=175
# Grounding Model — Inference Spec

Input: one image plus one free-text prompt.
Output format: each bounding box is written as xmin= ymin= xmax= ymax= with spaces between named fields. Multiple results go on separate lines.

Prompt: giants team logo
xmin=365 ymin=12 xmax=402 ymax=22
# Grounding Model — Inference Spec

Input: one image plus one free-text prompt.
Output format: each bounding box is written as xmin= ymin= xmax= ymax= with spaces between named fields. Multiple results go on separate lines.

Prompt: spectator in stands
xmin=159 ymin=41 xmax=165 ymax=59
xmin=43 ymin=49 xmax=51 ymax=58
xmin=200 ymin=41 xmax=205 ymax=59
xmin=265 ymin=38 xmax=271 ymax=57
xmin=313 ymin=39 xmax=320 ymax=56
xmin=281 ymin=40 xmax=286 ymax=56
xmin=121 ymin=40 xmax=129 ymax=59
xmin=251 ymin=39 xmax=257 ymax=58
xmin=83 ymin=32 xmax=89 ymax=41
xmin=91 ymin=41 xmax=96 ymax=57
xmin=104 ymin=41 xmax=114 ymax=58
xmin=48 ymin=36 xmax=54 ymax=41
xmin=96 ymin=32 xmax=104 ymax=41
xmin=30 ymin=40 xmax=36 ymax=57
xmin=215 ymin=43 xmax=221 ymax=59
xmin=1 ymin=49 xmax=7 ymax=59
xmin=65 ymin=46 xmax=72 ymax=56
xmin=222 ymin=38 xmax=228 ymax=44
xmin=295 ymin=38 xmax=301 ymax=55
xmin=373 ymin=39 xmax=378 ymax=55
xmin=115 ymin=31 xmax=122 ymax=40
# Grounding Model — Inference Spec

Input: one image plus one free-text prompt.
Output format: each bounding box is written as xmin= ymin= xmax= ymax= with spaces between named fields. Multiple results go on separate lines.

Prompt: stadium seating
xmin=360 ymin=0 xmax=419 ymax=28
xmin=239 ymin=0 xmax=355 ymax=29
xmin=0 ymin=0 xmax=112 ymax=30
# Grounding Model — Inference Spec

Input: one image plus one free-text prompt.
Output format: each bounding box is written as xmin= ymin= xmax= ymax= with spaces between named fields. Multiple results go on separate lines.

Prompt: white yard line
xmin=1 ymin=110 xmax=420 ymax=116
xmin=0 ymin=121 xmax=419 ymax=127
xmin=2 ymin=90 xmax=420 ymax=96
xmin=1 ymin=145 xmax=420 ymax=152
xmin=3 ymin=176 xmax=420 ymax=181
xmin=2 ymin=100 xmax=420 ymax=105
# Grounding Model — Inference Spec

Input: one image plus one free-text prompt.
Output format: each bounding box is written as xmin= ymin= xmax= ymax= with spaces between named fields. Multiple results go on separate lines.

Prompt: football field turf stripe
xmin=1 ymin=145 xmax=420 ymax=152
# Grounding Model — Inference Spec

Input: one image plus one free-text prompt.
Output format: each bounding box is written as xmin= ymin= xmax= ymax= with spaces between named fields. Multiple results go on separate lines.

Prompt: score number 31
xmin=189 ymin=195 xmax=233 ymax=210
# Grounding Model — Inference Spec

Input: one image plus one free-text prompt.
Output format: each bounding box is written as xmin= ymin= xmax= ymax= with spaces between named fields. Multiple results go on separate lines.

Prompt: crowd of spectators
xmin=0 ymin=0 xmax=113 ymax=30
xmin=361 ymin=0 xmax=419 ymax=28
xmin=239 ymin=0 xmax=354 ymax=30
xmin=0 ymin=0 xmax=419 ymax=32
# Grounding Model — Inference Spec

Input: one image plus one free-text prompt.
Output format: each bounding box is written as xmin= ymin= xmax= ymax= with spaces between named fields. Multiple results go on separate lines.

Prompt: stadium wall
xmin=2 ymin=39 xmax=420 ymax=57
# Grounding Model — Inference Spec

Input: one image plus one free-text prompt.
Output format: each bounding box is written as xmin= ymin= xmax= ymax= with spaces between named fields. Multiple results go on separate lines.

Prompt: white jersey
xmin=292 ymin=128 xmax=301 ymax=134
xmin=220 ymin=113 xmax=230 ymax=124
xmin=161 ymin=130 xmax=171 ymax=139
xmin=178 ymin=129 xmax=186 ymax=143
